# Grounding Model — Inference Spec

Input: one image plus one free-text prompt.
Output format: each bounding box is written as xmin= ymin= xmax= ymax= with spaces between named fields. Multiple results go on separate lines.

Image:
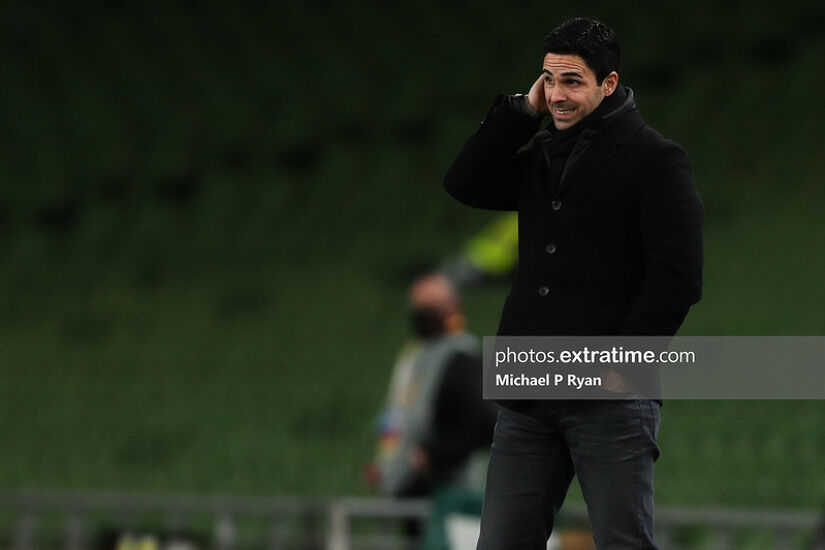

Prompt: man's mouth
xmin=553 ymin=106 xmax=576 ymax=117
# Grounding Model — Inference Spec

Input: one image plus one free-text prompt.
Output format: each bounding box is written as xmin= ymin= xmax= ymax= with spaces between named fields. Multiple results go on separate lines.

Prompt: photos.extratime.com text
xmin=483 ymin=336 xmax=825 ymax=399
xmin=493 ymin=346 xmax=696 ymax=368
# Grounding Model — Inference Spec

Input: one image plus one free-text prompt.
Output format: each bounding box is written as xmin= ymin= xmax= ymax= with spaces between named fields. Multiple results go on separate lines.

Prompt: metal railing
xmin=0 ymin=491 xmax=821 ymax=550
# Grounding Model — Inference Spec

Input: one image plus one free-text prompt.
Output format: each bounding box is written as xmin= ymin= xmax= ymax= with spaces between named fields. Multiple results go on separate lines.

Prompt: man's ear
xmin=602 ymin=71 xmax=619 ymax=96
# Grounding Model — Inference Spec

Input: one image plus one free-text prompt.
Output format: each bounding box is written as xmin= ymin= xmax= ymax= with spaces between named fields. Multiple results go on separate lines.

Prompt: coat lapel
xmin=556 ymin=88 xmax=644 ymax=194
xmin=557 ymin=115 xmax=644 ymax=193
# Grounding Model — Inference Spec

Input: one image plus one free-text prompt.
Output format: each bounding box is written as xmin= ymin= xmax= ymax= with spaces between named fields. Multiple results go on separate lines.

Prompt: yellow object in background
xmin=116 ymin=535 xmax=160 ymax=550
xmin=464 ymin=213 xmax=518 ymax=276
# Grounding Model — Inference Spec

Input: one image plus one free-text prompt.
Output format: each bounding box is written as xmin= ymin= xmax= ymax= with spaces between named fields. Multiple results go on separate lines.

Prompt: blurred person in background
xmin=444 ymin=17 xmax=703 ymax=550
xmin=364 ymin=273 xmax=498 ymax=538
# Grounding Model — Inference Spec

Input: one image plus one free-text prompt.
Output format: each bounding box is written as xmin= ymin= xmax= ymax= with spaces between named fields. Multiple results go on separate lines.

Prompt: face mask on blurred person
xmin=410 ymin=307 xmax=445 ymax=340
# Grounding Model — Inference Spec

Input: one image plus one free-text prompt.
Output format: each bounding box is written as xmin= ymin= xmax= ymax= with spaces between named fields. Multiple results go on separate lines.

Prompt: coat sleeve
xmin=443 ymin=95 xmax=542 ymax=211
xmin=618 ymin=141 xmax=704 ymax=336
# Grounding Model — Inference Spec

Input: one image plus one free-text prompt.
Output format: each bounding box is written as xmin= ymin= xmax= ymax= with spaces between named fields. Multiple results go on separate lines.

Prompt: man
xmin=366 ymin=273 xmax=497 ymax=499
xmin=443 ymin=18 xmax=703 ymax=550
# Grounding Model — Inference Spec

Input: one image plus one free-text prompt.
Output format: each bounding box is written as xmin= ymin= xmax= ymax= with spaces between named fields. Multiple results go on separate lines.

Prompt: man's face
xmin=541 ymin=53 xmax=618 ymax=130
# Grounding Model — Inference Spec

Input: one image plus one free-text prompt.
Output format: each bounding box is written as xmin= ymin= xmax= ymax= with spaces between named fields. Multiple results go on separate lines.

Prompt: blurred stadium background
xmin=0 ymin=0 xmax=824 ymax=548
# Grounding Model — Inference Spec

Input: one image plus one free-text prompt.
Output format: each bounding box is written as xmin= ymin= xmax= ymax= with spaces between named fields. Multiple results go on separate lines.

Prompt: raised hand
xmin=526 ymin=73 xmax=549 ymax=118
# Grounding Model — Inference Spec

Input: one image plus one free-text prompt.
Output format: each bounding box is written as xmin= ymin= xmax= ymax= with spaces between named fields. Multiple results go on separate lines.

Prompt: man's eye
xmin=567 ymin=80 xmax=580 ymax=86
xmin=544 ymin=76 xmax=553 ymax=84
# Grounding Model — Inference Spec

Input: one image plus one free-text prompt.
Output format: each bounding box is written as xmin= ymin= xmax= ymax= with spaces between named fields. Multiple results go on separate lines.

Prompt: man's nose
xmin=547 ymin=85 xmax=566 ymax=104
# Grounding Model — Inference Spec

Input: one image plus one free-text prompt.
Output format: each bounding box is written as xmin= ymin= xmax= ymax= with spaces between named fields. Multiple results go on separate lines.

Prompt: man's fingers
xmin=527 ymin=74 xmax=548 ymax=116
xmin=528 ymin=74 xmax=543 ymax=98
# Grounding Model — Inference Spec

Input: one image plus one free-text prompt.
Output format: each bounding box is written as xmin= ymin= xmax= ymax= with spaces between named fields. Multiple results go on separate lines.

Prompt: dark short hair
xmin=543 ymin=18 xmax=621 ymax=84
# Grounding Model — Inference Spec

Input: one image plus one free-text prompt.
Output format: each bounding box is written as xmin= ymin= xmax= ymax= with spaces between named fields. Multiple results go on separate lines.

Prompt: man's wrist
xmin=515 ymin=94 xmax=543 ymax=119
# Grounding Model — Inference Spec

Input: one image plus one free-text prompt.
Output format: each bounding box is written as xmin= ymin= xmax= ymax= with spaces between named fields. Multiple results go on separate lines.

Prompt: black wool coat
xmin=444 ymin=89 xmax=704 ymax=337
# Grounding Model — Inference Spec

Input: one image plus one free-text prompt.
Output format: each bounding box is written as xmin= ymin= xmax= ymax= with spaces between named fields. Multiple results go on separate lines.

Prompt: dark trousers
xmin=476 ymin=400 xmax=661 ymax=550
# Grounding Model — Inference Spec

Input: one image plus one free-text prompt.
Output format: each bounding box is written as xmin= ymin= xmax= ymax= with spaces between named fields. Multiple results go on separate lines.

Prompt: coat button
xmin=538 ymin=286 xmax=550 ymax=296
xmin=551 ymin=200 xmax=562 ymax=211
xmin=545 ymin=243 xmax=557 ymax=254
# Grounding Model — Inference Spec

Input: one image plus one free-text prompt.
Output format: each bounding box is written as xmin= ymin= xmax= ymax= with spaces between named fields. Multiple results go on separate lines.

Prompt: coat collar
xmin=541 ymin=87 xmax=644 ymax=193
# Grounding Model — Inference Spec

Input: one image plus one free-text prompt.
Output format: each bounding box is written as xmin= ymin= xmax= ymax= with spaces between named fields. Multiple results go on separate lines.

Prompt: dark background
xmin=0 ymin=0 xmax=823 ymax=509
